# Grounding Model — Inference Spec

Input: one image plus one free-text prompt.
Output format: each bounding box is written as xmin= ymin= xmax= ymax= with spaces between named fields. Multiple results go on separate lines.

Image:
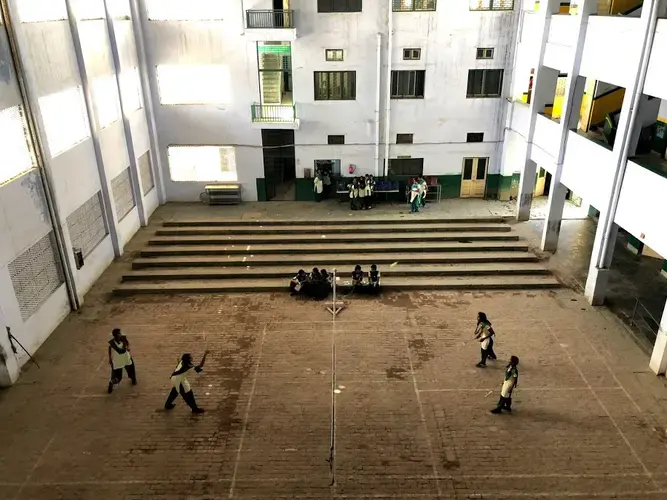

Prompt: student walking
xmin=313 ymin=174 xmax=323 ymax=202
xmin=409 ymin=180 xmax=421 ymax=213
xmin=474 ymin=312 xmax=497 ymax=368
xmin=164 ymin=350 xmax=209 ymax=414
xmin=108 ymin=328 xmax=137 ymax=393
xmin=491 ymin=356 xmax=519 ymax=414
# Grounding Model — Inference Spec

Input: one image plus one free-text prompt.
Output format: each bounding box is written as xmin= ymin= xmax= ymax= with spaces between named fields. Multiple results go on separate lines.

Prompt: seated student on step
xmin=368 ymin=264 xmax=381 ymax=295
xmin=290 ymin=269 xmax=308 ymax=296
xmin=309 ymin=268 xmax=332 ymax=300
xmin=351 ymin=264 xmax=366 ymax=293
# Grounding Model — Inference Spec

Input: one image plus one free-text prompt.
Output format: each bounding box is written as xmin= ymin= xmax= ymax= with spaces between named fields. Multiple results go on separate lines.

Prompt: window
xmin=146 ymin=0 xmax=225 ymax=20
xmin=168 ymin=146 xmax=238 ymax=182
xmin=476 ymin=48 xmax=494 ymax=59
xmin=403 ymin=48 xmax=421 ymax=60
xmin=314 ymin=71 xmax=356 ymax=100
xmin=120 ymin=68 xmax=143 ymax=112
xmin=538 ymin=167 xmax=546 ymax=178
xmin=0 ymin=106 xmax=34 ymax=185
xmin=39 ymin=87 xmax=90 ymax=157
xmin=388 ymin=158 xmax=423 ymax=176
xmin=467 ymin=132 xmax=484 ymax=143
xmin=15 ymin=0 xmax=67 ymax=22
xmin=92 ymin=76 xmax=121 ymax=129
xmin=466 ymin=69 xmax=503 ymax=98
xmin=325 ymin=49 xmax=344 ymax=62
xmin=469 ymin=0 xmax=514 ymax=11
xmin=156 ymin=65 xmax=231 ymax=105
xmin=396 ymin=134 xmax=414 ymax=144
xmin=391 ymin=70 xmax=425 ymax=99
xmin=328 ymin=135 xmax=345 ymax=145
xmin=318 ymin=0 xmax=363 ymax=12
xmin=393 ymin=0 xmax=437 ymax=11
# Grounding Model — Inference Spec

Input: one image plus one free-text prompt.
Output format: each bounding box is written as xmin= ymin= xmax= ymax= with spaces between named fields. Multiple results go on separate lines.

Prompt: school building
xmin=0 ymin=0 xmax=667 ymax=385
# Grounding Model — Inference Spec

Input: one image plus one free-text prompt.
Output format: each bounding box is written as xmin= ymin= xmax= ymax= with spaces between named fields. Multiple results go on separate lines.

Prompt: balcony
xmin=245 ymin=10 xmax=297 ymax=41
xmin=251 ymin=104 xmax=299 ymax=129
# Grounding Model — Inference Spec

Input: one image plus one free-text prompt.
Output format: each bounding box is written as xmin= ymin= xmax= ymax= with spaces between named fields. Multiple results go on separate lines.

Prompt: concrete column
xmin=64 ymin=0 xmax=123 ymax=257
xmin=541 ymin=181 xmax=567 ymax=251
xmin=103 ymin=0 xmax=147 ymax=227
xmin=584 ymin=2 xmax=660 ymax=306
xmin=517 ymin=159 xmax=538 ymax=221
xmin=515 ymin=0 xmax=559 ymax=221
xmin=649 ymin=301 xmax=667 ymax=375
xmin=537 ymin=0 xmax=595 ymax=250
xmin=585 ymin=219 xmax=618 ymax=305
xmin=626 ymin=235 xmax=644 ymax=255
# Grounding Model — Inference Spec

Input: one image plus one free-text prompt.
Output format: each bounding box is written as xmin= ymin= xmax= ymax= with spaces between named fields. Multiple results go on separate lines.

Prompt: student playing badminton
xmin=164 ymin=350 xmax=209 ymax=414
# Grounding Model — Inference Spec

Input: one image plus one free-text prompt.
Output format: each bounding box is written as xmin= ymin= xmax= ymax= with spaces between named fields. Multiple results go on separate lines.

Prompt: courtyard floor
xmin=1 ymin=201 xmax=667 ymax=499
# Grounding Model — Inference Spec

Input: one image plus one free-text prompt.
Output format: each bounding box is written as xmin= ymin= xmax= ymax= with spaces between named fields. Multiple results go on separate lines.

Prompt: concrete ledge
xmin=161 ymin=217 xmax=510 ymax=227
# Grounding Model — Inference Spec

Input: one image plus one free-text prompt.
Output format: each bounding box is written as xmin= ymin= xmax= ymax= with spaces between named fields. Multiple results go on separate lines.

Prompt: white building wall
xmin=141 ymin=0 xmax=520 ymax=199
xmin=0 ymin=0 xmax=161 ymax=386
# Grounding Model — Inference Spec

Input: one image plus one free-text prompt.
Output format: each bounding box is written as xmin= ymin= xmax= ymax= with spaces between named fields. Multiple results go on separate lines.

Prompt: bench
xmin=202 ymin=184 xmax=242 ymax=205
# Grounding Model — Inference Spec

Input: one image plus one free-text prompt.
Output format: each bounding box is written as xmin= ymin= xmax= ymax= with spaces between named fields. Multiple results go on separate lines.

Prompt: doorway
xmin=534 ymin=167 xmax=547 ymax=196
xmin=262 ymin=129 xmax=295 ymax=200
xmin=460 ymin=157 xmax=488 ymax=198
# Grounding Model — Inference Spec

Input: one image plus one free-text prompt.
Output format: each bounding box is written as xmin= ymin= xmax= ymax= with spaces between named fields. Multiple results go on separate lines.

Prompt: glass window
xmin=318 ymin=0 xmax=363 ymax=13
xmin=0 ymin=106 xmax=34 ymax=185
xmin=391 ymin=70 xmax=425 ymax=99
xmin=469 ymin=0 xmax=514 ymax=10
xmin=314 ymin=71 xmax=356 ymax=100
xmin=39 ymin=87 xmax=91 ymax=157
xmin=325 ymin=49 xmax=344 ymax=62
xmin=156 ymin=65 xmax=232 ymax=105
xmin=168 ymin=146 xmax=237 ymax=182
xmin=463 ymin=159 xmax=474 ymax=180
xmin=466 ymin=69 xmax=503 ymax=98
xmin=92 ymin=75 xmax=121 ymax=129
xmin=393 ymin=0 xmax=437 ymax=11
xmin=476 ymin=158 xmax=488 ymax=179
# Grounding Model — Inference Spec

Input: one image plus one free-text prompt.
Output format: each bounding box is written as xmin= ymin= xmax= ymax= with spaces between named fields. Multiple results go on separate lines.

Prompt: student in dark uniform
xmin=107 ymin=328 xmax=137 ymax=394
xmin=368 ymin=264 xmax=381 ymax=295
xmin=289 ymin=269 xmax=308 ymax=295
xmin=491 ymin=356 xmax=519 ymax=414
xmin=165 ymin=351 xmax=209 ymax=414
xmin=474 ymin=312 xmax=497 ymax=368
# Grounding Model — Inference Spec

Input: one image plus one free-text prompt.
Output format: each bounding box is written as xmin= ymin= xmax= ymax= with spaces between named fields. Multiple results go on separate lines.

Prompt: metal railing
xmin=246 ymin=9 xmax=294 ymax=29
xmin=251 ymin=104 xmax=296 ymax=123
xmin=630 ymin=298 xmax=661 ymax=341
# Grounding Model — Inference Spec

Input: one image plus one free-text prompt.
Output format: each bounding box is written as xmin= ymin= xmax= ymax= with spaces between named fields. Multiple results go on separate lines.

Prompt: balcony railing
xmin=251 ymin=104 xmax=296 ymax=123
xmin=246 ymin=9 xmax=294 ymax=29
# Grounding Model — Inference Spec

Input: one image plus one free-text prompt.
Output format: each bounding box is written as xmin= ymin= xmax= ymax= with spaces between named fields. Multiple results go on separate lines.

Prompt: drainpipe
xmin=374 ymin=33 xmax=382 ymax=177
xmin=383 ymin=0 xmax=393 ymax=177
xmin=0 ymin=1 xmax=80 ymax=311
xmin=596 ymin=0 xmax=659 ymax=268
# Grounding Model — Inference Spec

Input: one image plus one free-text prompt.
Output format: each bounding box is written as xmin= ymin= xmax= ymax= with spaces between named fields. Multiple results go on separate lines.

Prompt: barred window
xmin=314 ymin=71 xmax=356 ymax=100
xmin=466 ymin=69 xmax=503 ymax=98
xmin=328 ymin=135 xmax=345 ymax=145
xmin=325 ymin=49 xmax=344 ymax=62
xmin=476 ymin=48 xmax=494 ymax=59
xmin=391 ymin=70 xmax=425 ymax=99
xmin=393 ymin=0 xmax=436 ymax=11
xmin=469 ymin=0 xmax=514 ymax=11
xmin=318 ymin=0 xmax=362 ymax=12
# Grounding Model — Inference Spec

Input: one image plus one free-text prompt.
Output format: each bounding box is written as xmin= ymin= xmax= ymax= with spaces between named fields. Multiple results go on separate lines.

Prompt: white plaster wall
xmin=615 ymin=160 xmax=667 ymax=259
xmin=532 ymin=113 xmax=560 ymax=159
xmin=500 ymin=129 xmax=527 ymax=176
xmin=579 ymin=17 xmax=642 ymax=89
xmin=560 ymin=131 xmax=614 ymax=209
xmin=509 ymin=102 xmax=531 ymax=138
xmin=72 ymin=237 xmax=115 ymax=298
xmin=644 ymin=19 xmax=667 ymax=101
xmin=100 ymin=120 xmax=131 ymax=179
xmin=118 ymin=207 xmax=141 ymax=249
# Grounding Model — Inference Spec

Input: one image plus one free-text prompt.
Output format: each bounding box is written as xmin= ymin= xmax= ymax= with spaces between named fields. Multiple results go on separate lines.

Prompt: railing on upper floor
xmin=630 ymin=297 xmax=660 ymax=342
xmin=246 ymin=10 xmax=294 ymax=29
xmin=251 ymin=104 xmax=296 ymax=123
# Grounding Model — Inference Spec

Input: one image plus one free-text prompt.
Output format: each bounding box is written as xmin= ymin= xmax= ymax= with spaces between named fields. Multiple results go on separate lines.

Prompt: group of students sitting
xmin=348 ymin=175 xmax=376 ymax=210
xmin=289 ymin=264 xmax=381 ymax=299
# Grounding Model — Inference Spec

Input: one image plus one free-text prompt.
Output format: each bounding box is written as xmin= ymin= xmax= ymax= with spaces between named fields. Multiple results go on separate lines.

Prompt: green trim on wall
xmin=627 ymin=235 xmax=644 ymax=253
xmin=497 ymin=173 xmax=521 ymax=201
xmin=662 ymin=260 xmax=667 ymax=273
xmin=588 ymin=205 xmax=600 ymax=218
xmin=256 ymin=178 xmax=267 ymax=202
xmin=486 ymin=174 xmax=501 ymax=199
xmin=435 ymin=175 xmax=463 ymax=199
xmin=295 ymin=178 xmax=315 ymax=201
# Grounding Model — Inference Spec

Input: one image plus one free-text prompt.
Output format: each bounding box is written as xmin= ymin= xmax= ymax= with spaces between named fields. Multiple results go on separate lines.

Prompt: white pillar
xmin=541 ymin=182 xmax=567 ymax=251
xmin=517 ymin=159 xmax=537 ymax=221
xmin=584 ymin=1 xmax=660 ymax=305
xmin=649 ymin=301 xmax=667 ymax=375
xmin=514 ymin=0 xmax=559 ymax=221
xmin=585 ymin=220 xmax=618 ymax=305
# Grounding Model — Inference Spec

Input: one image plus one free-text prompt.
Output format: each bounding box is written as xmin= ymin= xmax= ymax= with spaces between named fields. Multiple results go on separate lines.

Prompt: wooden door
xmin=460 ymin=157 xmax=488 ymax=198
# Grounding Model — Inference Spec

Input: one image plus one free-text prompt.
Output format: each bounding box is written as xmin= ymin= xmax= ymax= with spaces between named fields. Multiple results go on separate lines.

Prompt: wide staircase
xmin=113 ymin=217 xmax=560 ymax=295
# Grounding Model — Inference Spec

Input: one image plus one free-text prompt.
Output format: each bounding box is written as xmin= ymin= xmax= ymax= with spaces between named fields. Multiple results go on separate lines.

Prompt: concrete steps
xmin=156 ymin=222 xmax=512 ymax=235
xmin=148 ymin=232 xmax=520 ymax=245
xmin=115 ymin=217 xmax=559 ymax=295
xmin=114 ymin=275 xmax=561 ymax=295
xmin=122 ymin=263 xmax=551 ymax=281
xmin=131 ymin=252 xmax=541 ymax=269
xmin=139 ymin=241 xmax=530 ymax=257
